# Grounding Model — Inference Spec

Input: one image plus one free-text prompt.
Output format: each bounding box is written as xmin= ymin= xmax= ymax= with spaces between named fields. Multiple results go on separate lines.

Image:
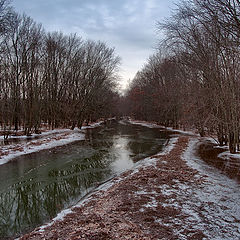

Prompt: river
xmin=0 ymin=122 xmax=172 ymax=238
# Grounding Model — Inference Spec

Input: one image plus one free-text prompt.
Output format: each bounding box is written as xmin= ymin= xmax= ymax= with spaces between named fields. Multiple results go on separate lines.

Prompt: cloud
xmin=12 ymin=0 xmax=176 ymax=88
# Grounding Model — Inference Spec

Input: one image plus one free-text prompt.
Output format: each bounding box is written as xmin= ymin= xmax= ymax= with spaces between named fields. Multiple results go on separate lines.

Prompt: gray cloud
xmin=12 ymin=0 xmax=177 ymax=89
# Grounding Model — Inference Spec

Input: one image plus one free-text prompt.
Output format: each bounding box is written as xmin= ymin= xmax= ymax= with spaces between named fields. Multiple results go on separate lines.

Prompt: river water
xmin=0 ymin=122 xmax=171 ymax=238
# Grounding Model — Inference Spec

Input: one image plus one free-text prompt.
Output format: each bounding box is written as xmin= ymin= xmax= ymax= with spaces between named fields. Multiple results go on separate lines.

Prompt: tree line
xmin=0 ymin=0 xmax=120 ymax=137
xmin=125 ymin=0 xmax=240 ymax=153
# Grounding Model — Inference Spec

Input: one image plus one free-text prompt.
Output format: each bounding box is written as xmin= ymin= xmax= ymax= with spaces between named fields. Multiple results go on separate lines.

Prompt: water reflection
xmin=0 ymin=123 xmax=171 ymax=238
xmin=0 ymin=152 xmax=111 ymax=237
xmin=110 ymin=137 xmax=134 ymax=173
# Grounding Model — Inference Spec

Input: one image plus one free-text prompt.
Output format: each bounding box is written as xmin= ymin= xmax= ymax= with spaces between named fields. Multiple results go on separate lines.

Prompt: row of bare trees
xmin=0 ymin=0 xmax=120 ymax=136
xmin=125 ymin=0 xmax=240 ymax=153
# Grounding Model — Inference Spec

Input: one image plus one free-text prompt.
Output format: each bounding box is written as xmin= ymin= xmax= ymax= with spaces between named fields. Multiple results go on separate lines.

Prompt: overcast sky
xmin=12 ymin=0 xmax=177 ymax=90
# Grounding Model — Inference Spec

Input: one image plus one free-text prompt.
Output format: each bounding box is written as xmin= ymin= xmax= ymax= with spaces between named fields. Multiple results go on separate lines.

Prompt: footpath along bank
xmin=20 ymin=121 xmax=240 ymax=240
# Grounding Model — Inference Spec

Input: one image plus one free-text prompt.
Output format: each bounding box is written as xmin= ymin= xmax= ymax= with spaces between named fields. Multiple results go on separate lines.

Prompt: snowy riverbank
xmin=0 ymin=121 xmax=103 ymax=166
xmin=129 ymin=119 xmax=240 ymax=173
xmin=20 ymin=121 xmax=240 ymax=240
xmin=128 ymin=119 xmax=199 ymax=136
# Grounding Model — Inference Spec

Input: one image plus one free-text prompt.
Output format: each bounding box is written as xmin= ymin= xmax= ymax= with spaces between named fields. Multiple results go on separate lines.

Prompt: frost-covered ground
xmin=0 ymin=121 xmax=103 ymax=166
xmin=127 ymin=119 xmax=162 ymax=128
xmin=128 ymin=119 xmax=198 ymax=136
xmin=218 ymin=150 xmax=240 ymax=160
xmin=20 ymin=132 xmax=240 ymax=240
xmin=10 ymin=120 xmax=239 ymax=239
xmin=129 ymin=118 xmax=240 ymax=171
xmin=174 ymin=138 xmax=240 ymax=239
xmin=198 ymin=137 xmax=240 ymax=182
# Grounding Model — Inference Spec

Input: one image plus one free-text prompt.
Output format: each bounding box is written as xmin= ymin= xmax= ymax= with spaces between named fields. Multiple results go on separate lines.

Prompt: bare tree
xmin=125 ymin=0 xmax=240 ymax=153
xmin=0 ymin=0 xmax=13 ymax=35
xmin=0 ymin=7 xmax=121 ymax=136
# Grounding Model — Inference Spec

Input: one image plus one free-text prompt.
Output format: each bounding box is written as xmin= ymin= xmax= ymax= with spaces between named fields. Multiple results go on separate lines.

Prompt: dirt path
xmin=20 ymin=136 xmax=210 ymax=240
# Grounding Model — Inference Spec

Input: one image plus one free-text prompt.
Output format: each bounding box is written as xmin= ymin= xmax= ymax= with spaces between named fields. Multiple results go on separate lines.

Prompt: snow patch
xmin=127 ymin=119 xmax=198 ymax=136
xmin=0 ymin=132 xmax=85 ymax=166
xmin=127 ymin=119 xmax=162 ymax=128
xmin=143 ymin=198 xmax=158 ymax=208
xmin=181 ymin=137 xmax=240 ymax=239
xmin=0 ymin=121 xmax=104 ymax=166
xmin=0 ymin=128 xmax=72 ymax=141
xmin=163 ymin=126 xmax=198 ymax=136
xmin=81 ymin=121 xmax=104 ymax=129
xmin=218 ymin=151 xmax=240 ymax=161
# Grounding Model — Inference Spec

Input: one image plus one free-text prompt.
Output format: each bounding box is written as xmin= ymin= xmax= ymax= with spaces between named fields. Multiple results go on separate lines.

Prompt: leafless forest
xmin=1 ymin=0 xmax=240 ymax=154
xmin=0 ymin=0 xmax=120 ymax=137
xmin=124 ymin=0 xmax=240 ymax=153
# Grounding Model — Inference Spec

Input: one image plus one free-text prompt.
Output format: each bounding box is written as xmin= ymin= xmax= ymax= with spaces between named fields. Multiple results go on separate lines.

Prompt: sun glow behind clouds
xmin=12 ymin=0 xmax=176 ymax=90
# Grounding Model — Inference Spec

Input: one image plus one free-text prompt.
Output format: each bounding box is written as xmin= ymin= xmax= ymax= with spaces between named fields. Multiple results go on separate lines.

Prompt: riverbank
xmin=197 ymin=138 xmax=240 ymax=182
xmin=20 ymin=134 xmax=240 ymax=239
xmin=128 ymin=119 xmax=198 ymax=136
xmin=130 ymin=119 xmax=240 ymax=181
xmin=0 ymin=121 xmax=103 ymax=166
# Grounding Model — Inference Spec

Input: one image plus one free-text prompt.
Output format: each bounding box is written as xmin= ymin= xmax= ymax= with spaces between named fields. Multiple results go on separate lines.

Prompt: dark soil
xmin=197 ymin=140 xmax=240 ymax=182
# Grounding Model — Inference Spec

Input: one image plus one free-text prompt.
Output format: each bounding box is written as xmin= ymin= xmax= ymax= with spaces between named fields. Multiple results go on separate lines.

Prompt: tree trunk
xmin=217 ymin=125 xmax=224 ymax=146
xmin=198 ymin=126 xmax=205 ymax=137
xmin=229 ymin=131 xmax=236 ymax=154
xmin=71 ymin=121 xmax=76 ymax=130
